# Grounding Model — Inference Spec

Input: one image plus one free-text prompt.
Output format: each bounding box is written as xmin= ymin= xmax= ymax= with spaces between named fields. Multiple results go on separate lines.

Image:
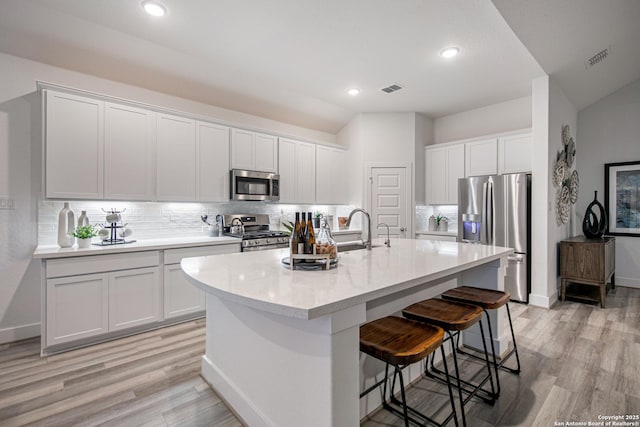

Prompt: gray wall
xmin=578 ymin=78 xmax=640 ymax=288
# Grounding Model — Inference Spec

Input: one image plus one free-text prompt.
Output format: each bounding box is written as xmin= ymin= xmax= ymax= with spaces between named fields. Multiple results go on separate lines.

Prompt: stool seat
xmin=360 ymin=316 xmax=444 ymax=366
xmin=403 ymin=298 xmax=483 ymax=331
xmin=442 ymin=286 xmax=510 ymax=310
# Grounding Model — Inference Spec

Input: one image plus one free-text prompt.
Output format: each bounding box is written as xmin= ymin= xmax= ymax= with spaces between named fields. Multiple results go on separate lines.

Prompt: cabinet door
xmin=296 ymin=141 xmax=316 ymax=203
xmin=425 ymin=146 xmax=447 ymax=204
xmin=108 ymin=267 xmax=161 ymax=331
xmin=196 ymin=122 xmax=230 ymax=201
xmin=315 ymin=145 xmax=333 ymax=204
xmin=46 ymin=273 xmax=108 ymax=346
xmin=316 ymin=146 xmax=347 ymax=204
xmin=156 ymin=114 xmax=196 ymax=201
xmin=255 ymin=133 xmax=278 ymax=173
xmin=164 ymin=264 xmax=205 ymax=319
xmin=465 ymin=138 xmax=497 ymax=177
xmin=446 ymin=144 xmax=465 ymax=204
xmin=104 ymin=103 xmax=155 ymax=200
xmin=278 ymin=138 xmax=296 ymax=203
xmin=230 ymin=128 xmax=255 ymax=170
xmin=45 ymin=90 xmax=104 ymax=199
xmin=498 ymin=133 xmax=532 ymax=174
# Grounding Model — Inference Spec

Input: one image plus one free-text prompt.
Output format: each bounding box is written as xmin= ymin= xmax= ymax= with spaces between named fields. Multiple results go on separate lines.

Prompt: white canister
xmin=428 ymin=216 xmax=437 ymax=232
xmin=57 ymin=202 xmax=75 ymax=248
xmin=438 ymin=218 xmax=448 ymax=232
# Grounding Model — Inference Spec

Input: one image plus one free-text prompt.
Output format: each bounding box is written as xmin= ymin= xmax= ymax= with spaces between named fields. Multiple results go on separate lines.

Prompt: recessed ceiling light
xmin=142 ymin=0 xmax=167 ymax=17
xmin=440 ymin=47 xmax=460 ymax=59
xmin=347 ymin=88 xmax=361 ymax=96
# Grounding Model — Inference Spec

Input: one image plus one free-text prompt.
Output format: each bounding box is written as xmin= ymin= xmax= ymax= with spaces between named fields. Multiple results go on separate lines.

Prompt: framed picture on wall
xmin=605 ymin=160 xmax=640 ymax=236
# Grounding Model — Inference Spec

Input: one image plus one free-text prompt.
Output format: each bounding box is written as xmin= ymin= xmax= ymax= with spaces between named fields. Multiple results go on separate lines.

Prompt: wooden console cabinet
xmin=560 ymin=236 xmax=615 ymax=308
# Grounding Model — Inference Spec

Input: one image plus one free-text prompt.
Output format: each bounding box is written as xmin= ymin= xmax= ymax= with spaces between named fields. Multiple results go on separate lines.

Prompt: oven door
xmin=242 ymin=243 xmax=288 ymax=252
xmin=230 ymin=169 xmax=280 ymax=201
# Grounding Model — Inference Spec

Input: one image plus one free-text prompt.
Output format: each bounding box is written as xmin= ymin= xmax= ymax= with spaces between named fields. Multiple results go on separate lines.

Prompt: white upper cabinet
xmin=465 ymin=138 xmax=498 ymax=177
xmin=231 ymin=128 xmax=278 ymax=173
xmin=196 ymin=122 xmax=230 ymax=202
xmin=278 ymin=138 xmax=316 ymax=203
xmin=425 ymin=143 xmax=464 ymax=205
xmin=104 ymin=103 xmax=155 ymax=200
xmin=315 ymin=145 xmax=348 ymax=204
xmin=498 ymin=133 xmax=532 ymax=174
xmin=45 ymin=90 xmax=104 ymax=199
xmin=156 ymin=114 xmax=196 ymax=201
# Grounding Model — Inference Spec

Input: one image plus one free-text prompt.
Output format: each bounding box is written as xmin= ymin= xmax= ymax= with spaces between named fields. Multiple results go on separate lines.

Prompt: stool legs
xmin=378 ymin=348 xmax=460 ymax=427
xmin=454 ymin=304 xmax=521 ymax=396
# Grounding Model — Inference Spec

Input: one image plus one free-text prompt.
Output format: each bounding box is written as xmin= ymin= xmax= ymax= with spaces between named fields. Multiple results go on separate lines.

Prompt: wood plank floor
xmin=0 ymin=287 xmax=638 ymax=426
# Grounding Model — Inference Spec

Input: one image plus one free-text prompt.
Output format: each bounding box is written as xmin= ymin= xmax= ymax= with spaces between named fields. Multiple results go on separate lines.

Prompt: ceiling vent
xmin=380 ymin=84 xmax=404 ymax=94
xmin=585 ymin=47 xmax=610 ymax=70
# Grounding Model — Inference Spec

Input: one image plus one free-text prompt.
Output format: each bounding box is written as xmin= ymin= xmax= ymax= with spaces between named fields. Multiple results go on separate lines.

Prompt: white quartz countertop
xmin=181 ymin=238 xmax=513 ymax=320
xmin=33 ymin=235 xmax=240 ymax=259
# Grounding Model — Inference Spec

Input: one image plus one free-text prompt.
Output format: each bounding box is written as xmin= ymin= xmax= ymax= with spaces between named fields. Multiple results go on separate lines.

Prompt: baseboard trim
xmin=616 ymin=277 xmax=640 ymax=289
xmin=201 ymin=355 xmax=273 ymax=427
xmin=529 ymin=291 xmax=557 ymax=309
xmin=0 ymin=322 xmax=40 ymax=344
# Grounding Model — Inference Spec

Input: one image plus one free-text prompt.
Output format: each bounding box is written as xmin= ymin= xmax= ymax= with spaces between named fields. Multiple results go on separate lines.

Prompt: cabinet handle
xmin=400 ymin=227 xmax=406 ymax=232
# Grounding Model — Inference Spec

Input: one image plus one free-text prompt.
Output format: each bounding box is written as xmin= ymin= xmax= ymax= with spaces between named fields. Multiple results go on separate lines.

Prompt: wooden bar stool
xmin=441 ymin=286 xmax=521 ymax=396
xmin=360 ymin=316 xmax=459 ymax=427
xmin=402 ymin=299 xmax=497 ymax=427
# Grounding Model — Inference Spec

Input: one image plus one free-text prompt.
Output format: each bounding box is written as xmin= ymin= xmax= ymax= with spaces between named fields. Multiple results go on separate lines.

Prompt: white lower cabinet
xmin=46 ymin=273 xmax=109 ymax=346
xmin=163 ymin=243 xmax=240 ymax=319
xmin=109 ymin=267 xmax=161 ymax=331
xmin=164 ymin=264 xmax=205 ymax=319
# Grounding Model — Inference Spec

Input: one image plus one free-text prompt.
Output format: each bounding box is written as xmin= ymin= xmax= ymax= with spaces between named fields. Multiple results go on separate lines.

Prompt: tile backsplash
xmin=38 ymin=200 xmax=356 ymax=245
xmin=416 ymin=205 xmax=459 ymax=234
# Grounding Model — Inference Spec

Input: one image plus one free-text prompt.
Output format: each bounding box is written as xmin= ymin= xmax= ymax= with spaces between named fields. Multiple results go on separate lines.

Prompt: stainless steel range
xmin=223 ymin=214 xmax=289 ymax=252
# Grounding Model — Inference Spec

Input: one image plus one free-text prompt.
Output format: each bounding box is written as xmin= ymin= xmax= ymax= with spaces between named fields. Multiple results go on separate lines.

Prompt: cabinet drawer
xmin=164 ymin=243 xmax=240 ymax=264
xmin=46 ymin=251 xmax=160 ymax=278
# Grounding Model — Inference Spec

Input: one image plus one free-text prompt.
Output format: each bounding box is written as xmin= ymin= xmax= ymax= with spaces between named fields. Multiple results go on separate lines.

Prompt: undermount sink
xmin=337 ymin=243 xmax=382 ymax=252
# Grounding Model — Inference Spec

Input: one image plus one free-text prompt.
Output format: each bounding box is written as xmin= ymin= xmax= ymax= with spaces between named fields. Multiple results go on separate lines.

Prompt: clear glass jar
xmin=315 ymin=220 xmax=337 ymax=260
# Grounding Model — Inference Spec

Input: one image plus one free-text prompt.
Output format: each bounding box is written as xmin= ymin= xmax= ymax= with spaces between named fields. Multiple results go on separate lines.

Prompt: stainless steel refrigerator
xmin=457 ymin=173 xmax=531 ymax=303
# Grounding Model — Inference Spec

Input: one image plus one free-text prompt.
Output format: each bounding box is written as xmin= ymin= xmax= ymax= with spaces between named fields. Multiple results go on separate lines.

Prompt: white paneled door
xmin=369 ymin=166 xmax=409 ymax=239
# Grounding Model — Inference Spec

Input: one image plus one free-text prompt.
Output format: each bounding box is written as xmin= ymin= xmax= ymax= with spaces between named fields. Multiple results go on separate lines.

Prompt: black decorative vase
xmin=582 ymin=190 xmax=607 ymax=239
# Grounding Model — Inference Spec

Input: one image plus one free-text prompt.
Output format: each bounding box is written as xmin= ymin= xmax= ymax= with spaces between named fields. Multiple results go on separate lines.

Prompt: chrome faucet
xmin=346 ymin=208 xmax=372 ymax=250
xmin=377 ymin=223 xmax=390 ymax=247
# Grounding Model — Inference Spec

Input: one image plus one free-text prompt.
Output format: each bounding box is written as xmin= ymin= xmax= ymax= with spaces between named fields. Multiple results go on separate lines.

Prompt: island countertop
xmin=181 ymin=238 xmax=513 ymax=320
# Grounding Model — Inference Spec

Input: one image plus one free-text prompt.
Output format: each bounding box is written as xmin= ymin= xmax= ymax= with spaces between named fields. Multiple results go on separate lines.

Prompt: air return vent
xmin=585 ymin=47 xmax=610 ymax=69
xmin=380 ymin=84 xmax=404 ymax=94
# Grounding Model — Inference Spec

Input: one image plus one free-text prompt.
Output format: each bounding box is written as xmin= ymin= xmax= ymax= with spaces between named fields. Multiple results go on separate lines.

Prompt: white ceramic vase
xmin=57 ymin=202 xmax=75 ymax=248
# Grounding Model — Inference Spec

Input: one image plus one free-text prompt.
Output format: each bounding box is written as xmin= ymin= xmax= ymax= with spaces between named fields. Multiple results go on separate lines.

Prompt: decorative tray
xmin=281 ymin=256 xmax=338 ymax=271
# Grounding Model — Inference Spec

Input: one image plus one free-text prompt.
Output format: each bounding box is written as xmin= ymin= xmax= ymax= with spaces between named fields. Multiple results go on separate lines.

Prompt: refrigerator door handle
xmin=487 ymin=180 xmax=494 ymax=245
xmin=481 ymin=182 xmax=489 ymax=244
xmin=507 ymin=254 xmax=525 ymax=263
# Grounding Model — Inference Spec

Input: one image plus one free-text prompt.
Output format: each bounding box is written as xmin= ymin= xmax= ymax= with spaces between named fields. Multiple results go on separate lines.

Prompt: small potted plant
xmin=73 ymin=225 xmax=97 ymax=248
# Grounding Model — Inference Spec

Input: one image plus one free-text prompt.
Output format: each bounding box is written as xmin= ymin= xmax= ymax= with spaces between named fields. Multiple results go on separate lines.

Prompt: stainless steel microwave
xmin=230 ymin=169 xmax=280 ymax=201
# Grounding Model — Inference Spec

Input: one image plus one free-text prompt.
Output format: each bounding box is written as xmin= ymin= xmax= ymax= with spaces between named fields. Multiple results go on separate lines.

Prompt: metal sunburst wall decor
xmin=554 ymin=124 xmax=579 ymax=225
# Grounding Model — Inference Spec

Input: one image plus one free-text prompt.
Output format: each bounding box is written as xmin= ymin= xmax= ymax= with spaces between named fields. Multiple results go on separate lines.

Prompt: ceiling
xmin=0 ymin=1 xmax=637 ymax=134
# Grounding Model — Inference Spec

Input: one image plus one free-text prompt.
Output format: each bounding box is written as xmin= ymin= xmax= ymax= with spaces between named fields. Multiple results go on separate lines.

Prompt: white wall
xmin=0 ymin=52 xmax=340 ymax=344
xmin=547 ymin=78 xmax=577 ymax=296
xmin=529 ymin=76 xmax=577 ymax=308
xmin=414 ymin=114 xmax=434 ymax=205
xmin=578 ymin=78 xmax=640 ymax=288
xmin=433 ymin=96 xmax=532 ymax=144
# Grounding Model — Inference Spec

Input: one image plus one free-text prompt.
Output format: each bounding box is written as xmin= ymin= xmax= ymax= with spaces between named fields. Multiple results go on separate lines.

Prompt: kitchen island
xmin=181 ymin=238 xmax=513 ymax=427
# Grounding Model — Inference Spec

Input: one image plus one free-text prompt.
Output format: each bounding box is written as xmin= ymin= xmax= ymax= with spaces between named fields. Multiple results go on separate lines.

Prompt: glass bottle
xmin=299 ymin=212 xmax=307 ymax=254
xmin=291 ymin=212 xmax=301 ymax=255
xmin=306 ymin=212 xmax=316 ymax=254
